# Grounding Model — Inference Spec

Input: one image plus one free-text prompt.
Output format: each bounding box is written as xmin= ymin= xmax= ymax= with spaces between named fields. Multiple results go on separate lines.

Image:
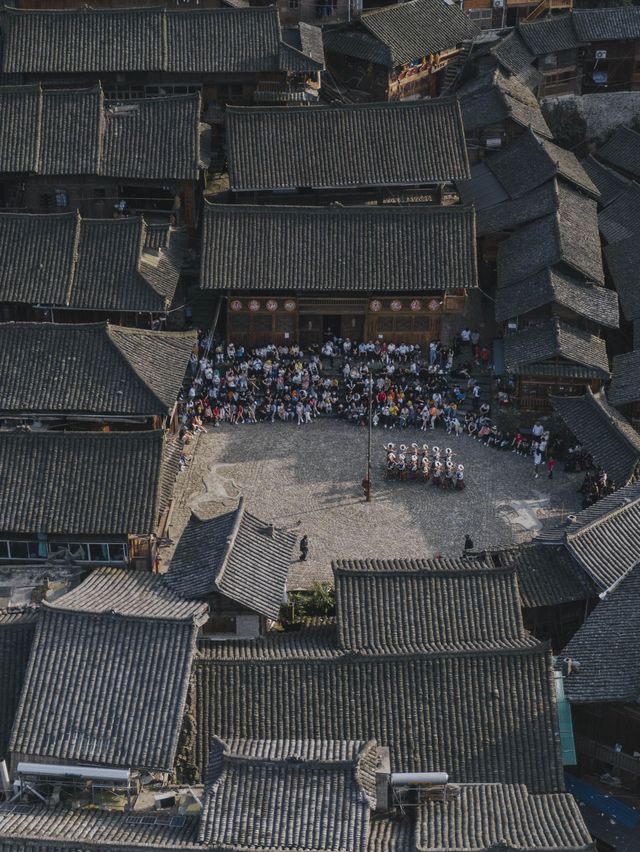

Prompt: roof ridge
xmin=225 ymin=97 xmax=459 ymax=115
xmin=105 ymin=322 xmax=173 ymax=415
xmin=214 ymin=498 xmax=246 ymax=590
xmin=567 ymin=489 xmax=640 ymax=541
xmin=65 ymin=209 xmax=82 ymax=307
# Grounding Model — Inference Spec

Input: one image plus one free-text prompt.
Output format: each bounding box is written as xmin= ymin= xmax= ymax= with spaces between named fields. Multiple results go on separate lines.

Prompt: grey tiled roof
xmin=283 ymin=23 xmax=325 ymax=68
xmin=0 ymin=804 xmax=200 ymax=850
xmin=609 ymin=349 xmax=640 ymax=407
xmin=0 ymin=213 xmax=185 ymax=313
xmin=477 ymin=180 xmax=557 ymax=236
xmin=503 ymin=319 xmax=610 ymax=378
xmin=200 ymin=203 xmax=478 ymax=293
xmin=551 ymin=389 xmax=640 ymax=489
xmin=490 ymin=31 xmax=540 ymax=89
xmin=333 ymin=558 xmax=534 ymax=653
xmin=166 ymin=500 xmax=296 ymax=621
xmin=225 ymin=99 xmax=470 ymax=192
xmin=518 ymin=14 xmax=581 ymax=56
xmin=191 ymin=637 xmax=565 ymax=792
xmin=200 ymin=738 xmax=377 ymax=849
xmin=598 ymin=181 xmax=640 ymax=244
xmin=416 ymin=783 xmax=595 ymax=852
xmin=595 ymin=126 xmax=640 ymax=181
xmin=495 ymin=267 xmax=619 ymax=328
xmin=461 ymin=71 xmax=552 ymax=139
xmin=368 ymin=816 xmax=414 ymax=851
xmin=537 ymin=480 xmax=640 ymax=592
xmin=582 ymin=154 xmax=630 ymax=207
xmin=0 ymin=322 xmax=194 ymax=418
xmin=11 ymin=571 xmax=206 ymax=772
xmin=561 ymin=564 xmax=640 ymax=704
xmin=487 ymin=130 xmax=599 ymax=200
xmin=341 ymin=0 xmax=478 ymax=68
xmin=496 ymin=182 xmax=604 ymax=287
xmin=604 ymin=235 xmax=640 ymax=323
xmin=572 ymin=6 xmax=640 ymax=43
xmin=507 ymin=545 xmax=596 ymax=609
xmin=0 ymin=85 xmax=203 ymax=180
xmin=0 ymin=6 xmax=320 ymax=75
xmin=47 ymin=567 xmax=208 ymax=623
xmin=0 ymin=608 xmax=37 ymax=761
xmin=0 ymin=431 xmax=174 ymax=537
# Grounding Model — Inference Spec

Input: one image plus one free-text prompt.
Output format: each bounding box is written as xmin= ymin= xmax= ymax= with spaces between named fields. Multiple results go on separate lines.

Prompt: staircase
xmin=439 ymin=42 xmax=473 ymax=98
xmin=525 ymin=0 xmax=571 ymax=22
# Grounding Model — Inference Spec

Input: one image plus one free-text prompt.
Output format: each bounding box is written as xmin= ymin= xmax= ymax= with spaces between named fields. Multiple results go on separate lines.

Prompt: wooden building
xmin=224 ymin=98 xmax=471 ymax=205
xmin=0 ymin=430 xmax=178 ymax=568
xmin=322 ymin=0 xmax=478 ymax=101
xmin=609 ymin=350 xmax=640 ymax=423
xmin=200 ymin=203 xmax=478 ymax=348
xmin=459 ymin=69 xmax=553 ymax=164
xmin=502 ymin=318 xmax=610 ymax=411
xmin=0 ymin=213 xmax=185 ymax=324
xmin=8 ymin=568 xmax=208 ymax=775
xmin=517 ymin=8 xmax=640 ymax=97
xmin=0 ymin=322 xmax=195 ymax=431
xmin=0 ymin=85 xmax=208 ymax=222
xmin=552 ymin=389 xmax=640 ymax=489
xmin=561 ymin=562 xmax=640 ymax=795
xmin=0 ymin=5 xmax=324 ymax=109
xmin=165 ymin=498 xmax=297 ymax=639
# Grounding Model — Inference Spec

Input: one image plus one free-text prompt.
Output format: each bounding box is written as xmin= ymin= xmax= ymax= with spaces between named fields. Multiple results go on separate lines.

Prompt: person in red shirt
xmin=547 ymin=457 xmax=557 ymax=479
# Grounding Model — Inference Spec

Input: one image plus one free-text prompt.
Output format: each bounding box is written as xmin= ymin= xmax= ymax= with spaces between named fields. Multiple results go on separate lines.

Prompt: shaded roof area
xmin=0 ymin=607 xmax=37 ymax=761
xmin=0 ymin=213 xmax=185 ymax=313
xmin=537 ymin=480 xmax=640 ymax=592
xmin=416 ymin=784 xmax=595 ymax=852
xmin=0 ymin=323 xmax=194 ymax=418
xmin=46 ymin=566 xmax=208 ymax=623
xmin=200 ymin=738 xmax=377 ymax=849
xmin=486 ymin=130 xmax=599 ymax=200
xmin=460 ymin=70 xmax=552 ymax=139
xmin=190 ymin=637 xmax=564 ymax=791
xmin=609 ymin=349 xmax=640 ymax=407
xmin=200 ymin=203 xmax=478 ymax=293
xmin=582 ymin=154 xmax=630 ymax=207
xmin=333 ymin=558 xmax=534 ymax=654
xmin=572 ymin=5 xmax=640 ymax=43
xmin=0 ymin=85 xmax=205 ymax=180
xmin=604 ymin=234 xmax=640 ymax=323
xmin=10 ymin=569 xmax=207 ymax=772
xmin=561 ymin=564 xmax=640 ymax=704
xmin=552 ymin=388 xmax=640 ymax=489
xmin=0 ymin=6 xmax=322 ymax=75
xmin=166 ymin=499 xmax=296 ymax=621
xmin=496 ymin=182 xmax=604 ymax=287
xmin=518 ymin=14 xmax=581 ymax=55
xmin=503 ymin=318 xmax=610 ymax=379
xmin=489 ymin=30 xmax=540 ymax=90
xmin=225 ymin=99 xmax=470 ymax=192
xmin=503 ymin=544 xmax=596 ymax=608
xmin=0 ymin=430 xmax=175 ymax=537
xmin=0 ymin=804 xmax=201 ymax=850
xmin=496 ymin=267 xmax=618 ymax=328
xmin=324 ymin=0 xmax=478 ymax=68
xmin=595 ymin=126 xmax=640 ymax=182
xmin=476 ymin=180 xmax=557 ymax=236
xmin=598 ymin=181 xmax=640 ymax=245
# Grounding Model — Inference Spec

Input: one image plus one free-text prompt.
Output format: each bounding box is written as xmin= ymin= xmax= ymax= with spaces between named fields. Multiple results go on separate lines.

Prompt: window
xmin=0 ymin=542 xmax=8 ymax=559
xmin=289 ymin=0 xmax=300 ymax=8
xmin=88 ymin=543 xmax=110 ymax=562
xmin=202 ymin=615 xmax=237 ymax=635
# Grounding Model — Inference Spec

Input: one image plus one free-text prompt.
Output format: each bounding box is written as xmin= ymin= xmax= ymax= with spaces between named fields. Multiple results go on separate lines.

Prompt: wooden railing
xmin=576 ymin=736 xmax=640 ymax=777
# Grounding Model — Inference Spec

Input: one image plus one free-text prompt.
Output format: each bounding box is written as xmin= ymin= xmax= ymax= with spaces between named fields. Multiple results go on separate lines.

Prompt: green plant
xmin=289 ymin=582 xmax=335 ymax=621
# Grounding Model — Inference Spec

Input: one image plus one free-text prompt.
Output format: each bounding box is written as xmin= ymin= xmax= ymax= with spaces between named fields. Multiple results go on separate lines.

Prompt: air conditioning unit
xmin=493 ymin=0 xmax=504 ymax=7
xmin=595 ymin=49 xmax=607 ymax=59
xmin=485 ymin=136 xmax=503 ymax=148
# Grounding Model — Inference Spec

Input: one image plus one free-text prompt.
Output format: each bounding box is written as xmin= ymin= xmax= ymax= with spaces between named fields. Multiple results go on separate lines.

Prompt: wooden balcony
xmin=508 ymin=0 xmax=571 ymax=10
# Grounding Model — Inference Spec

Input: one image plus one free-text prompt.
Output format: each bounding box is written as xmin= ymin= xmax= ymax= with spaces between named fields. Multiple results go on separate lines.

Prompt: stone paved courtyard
xmin=163 ymin=420 xmax=584 ymax=588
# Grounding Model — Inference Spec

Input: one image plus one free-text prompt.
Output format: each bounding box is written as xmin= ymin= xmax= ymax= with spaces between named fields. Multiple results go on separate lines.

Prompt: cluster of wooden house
xmin=0 ymin=0 xmax=638 ymax=849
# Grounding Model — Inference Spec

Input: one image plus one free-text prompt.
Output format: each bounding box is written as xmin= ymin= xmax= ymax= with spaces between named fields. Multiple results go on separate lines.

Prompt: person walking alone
xmin=299 ymin=535 xmax=309 ymax=562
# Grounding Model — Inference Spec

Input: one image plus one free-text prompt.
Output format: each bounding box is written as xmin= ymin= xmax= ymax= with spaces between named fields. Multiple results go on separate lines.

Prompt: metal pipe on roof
xmin=390 ymin=772 xmax=449 ymax=786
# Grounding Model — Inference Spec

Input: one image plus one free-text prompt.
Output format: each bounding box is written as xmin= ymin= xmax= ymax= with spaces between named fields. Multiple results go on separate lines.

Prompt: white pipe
xmin=0 ymin=761 xmax=10 ymax=795
xmin=390 ymin=772 xmax=449 ymax=786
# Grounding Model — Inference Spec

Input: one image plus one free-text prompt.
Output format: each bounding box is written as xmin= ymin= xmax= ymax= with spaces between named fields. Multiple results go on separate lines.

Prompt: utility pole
xmin=365 ymin=376 xmax=372 ymax=502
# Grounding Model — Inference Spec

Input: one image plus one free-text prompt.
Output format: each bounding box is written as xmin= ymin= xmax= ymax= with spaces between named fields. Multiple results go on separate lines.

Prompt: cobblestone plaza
xmin=167 ymin=421 xmax=584 ymax=587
